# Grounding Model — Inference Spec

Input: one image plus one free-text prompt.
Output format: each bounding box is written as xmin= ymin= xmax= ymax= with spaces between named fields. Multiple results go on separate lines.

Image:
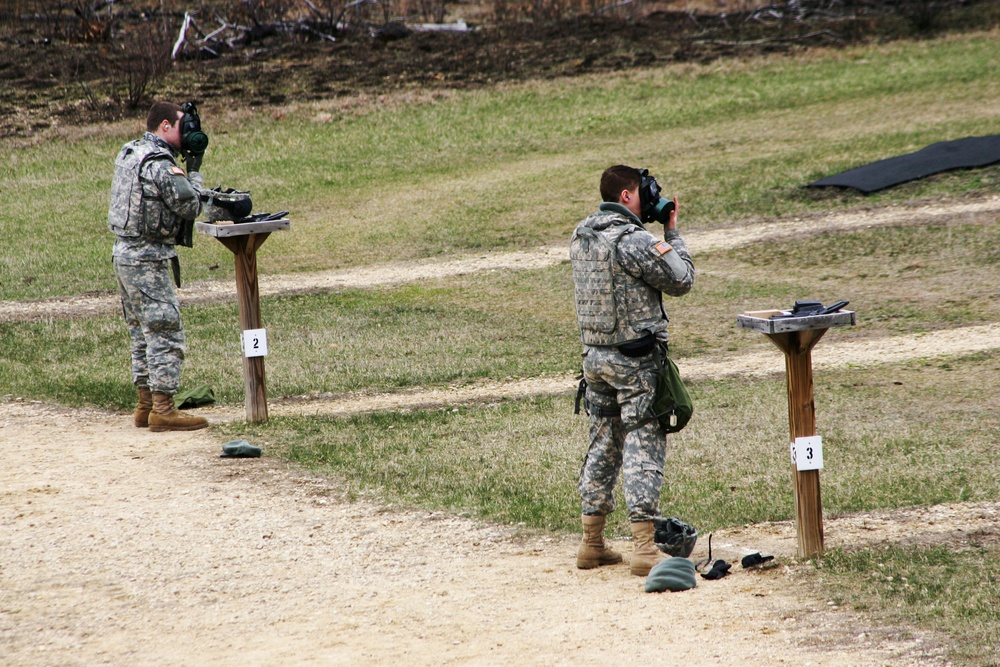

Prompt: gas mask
xmin=178 ymin=101 xmax=208 ymax=171
xmin=638 ymin=169 xmax=675 ymax=225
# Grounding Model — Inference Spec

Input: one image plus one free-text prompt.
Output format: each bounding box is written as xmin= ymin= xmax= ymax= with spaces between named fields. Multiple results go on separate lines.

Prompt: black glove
xmin=185 ymin=151 xmax=204 ymax=173
xmin=741 ymin=552 xmax=775 ymax=569
xmin=175 ymin=218 xmax=194 ymax=249
xmin=700 ymin=559 xmax=732 ymax=580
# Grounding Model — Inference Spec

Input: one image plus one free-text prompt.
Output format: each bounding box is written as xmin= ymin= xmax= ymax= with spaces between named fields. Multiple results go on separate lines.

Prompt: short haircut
xmin=600 ymin=165 xmax=642 ymax=203
xmin=146 ymin=101 xmax=183 ymax=132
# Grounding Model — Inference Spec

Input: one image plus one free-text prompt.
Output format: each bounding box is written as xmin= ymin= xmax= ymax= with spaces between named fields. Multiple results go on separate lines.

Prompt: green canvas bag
xmin=650 ymin=354 xmax=693 ymax=433
xmin=174 ymin=384 xmax=216 ymax=409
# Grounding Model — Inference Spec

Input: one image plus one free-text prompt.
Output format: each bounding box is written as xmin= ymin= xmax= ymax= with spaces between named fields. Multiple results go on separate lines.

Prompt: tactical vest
xmin=570 ymin=211 xmax=666 ymax=347
xmin=107 ymin=138 xmax=182 ymax=243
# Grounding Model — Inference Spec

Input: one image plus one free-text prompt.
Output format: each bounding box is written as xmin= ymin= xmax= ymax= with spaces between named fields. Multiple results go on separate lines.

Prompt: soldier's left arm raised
xmin=619 ymin=228 xmax=695 ymax=297
xmin=147 ymin=158 xmax=203 ymax=221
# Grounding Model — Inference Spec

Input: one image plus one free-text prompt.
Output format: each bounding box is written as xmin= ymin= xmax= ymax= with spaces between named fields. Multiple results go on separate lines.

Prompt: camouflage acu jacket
xmin=570 ymin=203 xmax=695 ymax=347
xmin=109 ymin=132 xmax=203 ymax=261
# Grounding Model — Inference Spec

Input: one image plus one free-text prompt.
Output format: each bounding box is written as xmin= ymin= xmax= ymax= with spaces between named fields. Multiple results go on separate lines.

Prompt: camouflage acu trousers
xmin=113 ymin=257 xmax=186 ymax=395
xmin=578 ymin=344 xmax=667 ymax=523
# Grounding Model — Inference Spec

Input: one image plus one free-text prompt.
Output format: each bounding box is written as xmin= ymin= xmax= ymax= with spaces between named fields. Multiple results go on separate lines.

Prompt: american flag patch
xmin=170 ymin=165 xmax=185 ymax=175
xmin=654 ymin=241 xmax=673 ymax=255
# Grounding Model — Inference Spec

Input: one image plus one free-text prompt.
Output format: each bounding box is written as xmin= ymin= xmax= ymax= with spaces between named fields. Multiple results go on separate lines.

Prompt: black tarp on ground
xmin=808 ymin=135 xmax=1000 ymax=193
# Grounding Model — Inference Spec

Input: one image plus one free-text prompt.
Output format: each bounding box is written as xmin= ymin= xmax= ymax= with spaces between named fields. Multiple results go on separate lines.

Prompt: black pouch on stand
xmin=650 ymin=353 xmax=693 ymax=433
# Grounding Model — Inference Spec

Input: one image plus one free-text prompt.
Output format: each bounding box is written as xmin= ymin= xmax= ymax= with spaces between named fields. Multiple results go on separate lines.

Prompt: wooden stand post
xmin=767 ymin=328 xmax=826 ymax=559
xmin=737 ymin=309 xmax=856 ymax=560
xmin=196 ymin=219 xmax=290 ymax=423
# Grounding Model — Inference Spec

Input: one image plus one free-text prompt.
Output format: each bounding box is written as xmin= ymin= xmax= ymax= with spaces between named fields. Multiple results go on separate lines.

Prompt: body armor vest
xmin=108 ymin=138 xmax=182 ymax=243
xmin=570 ymin=211 xmax=666 ymax=347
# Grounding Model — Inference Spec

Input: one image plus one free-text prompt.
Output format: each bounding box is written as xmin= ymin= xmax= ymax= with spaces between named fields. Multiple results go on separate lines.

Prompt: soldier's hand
xmin=185 ymin=151 xmax=204 ymax=173
xmin=666 ymin=195 xmax=679 ymax=230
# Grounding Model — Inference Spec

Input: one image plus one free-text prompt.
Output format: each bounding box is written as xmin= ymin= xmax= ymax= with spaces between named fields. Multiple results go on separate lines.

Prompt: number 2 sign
xmin=242 ymin=328 xmax=268 ymax=358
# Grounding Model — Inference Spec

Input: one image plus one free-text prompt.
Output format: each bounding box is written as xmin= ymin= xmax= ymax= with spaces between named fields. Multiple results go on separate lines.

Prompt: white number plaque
xmin=790 ymin=435 xmax=824 ymax=471
xmin=242 ymin=328 xmax=268 ymax=358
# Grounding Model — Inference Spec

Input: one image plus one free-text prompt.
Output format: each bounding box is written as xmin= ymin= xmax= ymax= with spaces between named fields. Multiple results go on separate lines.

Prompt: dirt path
xmin=191 ymin=320 xmax=1000 ymax=421
xmin=5 ymin=398 xmax=994 ymax=666
xmin=2 ymin=198 xmax=996 ymax=323
xmin=3 ymin=198 xmax=999 ymax=665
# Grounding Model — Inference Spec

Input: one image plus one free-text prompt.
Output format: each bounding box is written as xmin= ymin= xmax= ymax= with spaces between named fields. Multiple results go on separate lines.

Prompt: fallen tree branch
xmin=694 ymin=29 xmax=842 ymax=46
xmin=171 ymin=10 xmax=193 ymax=60
xmin=591 ymin=0 xmax=638 ymax=16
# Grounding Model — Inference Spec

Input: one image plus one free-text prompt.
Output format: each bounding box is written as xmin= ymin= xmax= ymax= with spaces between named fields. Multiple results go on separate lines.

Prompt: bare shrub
xmin=69 ymin=0 xmax=113 ymax=41
xmin=895 ymin=0 xmax=945 ymax=32
xmin=108 ymin=22 xmax=172 ymax=111
xmin=415 ymin=0 xmax=447 ymax=23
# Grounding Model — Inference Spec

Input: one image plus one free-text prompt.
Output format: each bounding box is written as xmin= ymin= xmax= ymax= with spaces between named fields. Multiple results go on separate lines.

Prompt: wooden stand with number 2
xmin=196 ymin=219 xmax=290 ymax=423
xmin=737 ymin=308 xmax=856 ymax=559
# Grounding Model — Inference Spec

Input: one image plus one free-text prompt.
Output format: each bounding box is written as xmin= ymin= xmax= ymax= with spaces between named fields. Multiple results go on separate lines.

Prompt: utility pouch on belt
xmin=617 ymin=333 xmax=656 ymax=358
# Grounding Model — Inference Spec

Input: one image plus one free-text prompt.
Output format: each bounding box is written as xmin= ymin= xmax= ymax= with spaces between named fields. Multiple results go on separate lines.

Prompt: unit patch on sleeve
xmin=170 ymin=165 xmax=186 ymax=176
xmin=654 ymin=241 xmax=673 ymax=255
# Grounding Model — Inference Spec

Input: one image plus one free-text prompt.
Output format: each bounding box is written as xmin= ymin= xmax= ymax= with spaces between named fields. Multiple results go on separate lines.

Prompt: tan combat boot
xmin=629 ymin=520 xmax=666 ymax=577
xmin=577 ymin=514 xmax=624 ymax=569
xmin=134 ymin=385 xmax=153 ymax=428
xmin=149 ymin=392 xmax=209 ymax=432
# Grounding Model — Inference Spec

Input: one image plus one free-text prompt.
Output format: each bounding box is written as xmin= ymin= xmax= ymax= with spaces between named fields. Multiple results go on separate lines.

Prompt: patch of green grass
xmin=821 ymin=544 xmax=1000 ymax=666
xmin=216 ymin=350 xmax=1000 ymax=541
xmin=0 ymin=266 xmax=581 ymax=408
xmin=695 ymin=218 xmax=1000 ymax=339
xmin=5 ymin=208 xmax=1000 ymax=410
xmin=0 ymin=318 xmax=135 ymax=407
xmin=2 ymin=33 xmax=998 ymax=299
xmin=221 ymin=397 xmax=582 ymax=530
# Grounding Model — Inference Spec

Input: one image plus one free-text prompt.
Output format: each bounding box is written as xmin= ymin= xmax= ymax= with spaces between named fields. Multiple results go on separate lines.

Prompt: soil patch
xmin=3 ymin=398 xmax=985 ymax=666
xmin=2 ymin=197 xmax=998 ymax=665
xmin=6 ymin=1 xmax=997 ymax=140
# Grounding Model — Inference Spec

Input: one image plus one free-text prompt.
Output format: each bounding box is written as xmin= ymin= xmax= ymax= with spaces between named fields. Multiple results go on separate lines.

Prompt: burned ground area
xmin=1 ymin=0 xmax=997 ymax=140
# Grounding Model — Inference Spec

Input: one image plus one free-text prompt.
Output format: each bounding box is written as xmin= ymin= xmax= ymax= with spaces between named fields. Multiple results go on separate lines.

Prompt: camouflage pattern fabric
xmin=110 ymin=132 xmax=201 ymax=397
xmin=110 ymin=133 xmax=203 ymax=263
xmin=571 ymin=202 xmax=695 ymax=523
xmin=578 ymin=344 xmax=666 ymax=522
xmin=114 ymin=257 xmax=185 ymax=395
xmin=570 ymin=204 xmax=695 ymax=347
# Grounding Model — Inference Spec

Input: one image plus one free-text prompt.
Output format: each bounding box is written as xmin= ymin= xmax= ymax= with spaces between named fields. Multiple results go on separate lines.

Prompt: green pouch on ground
xmin=174 ymin=384 xmax=216 ymax=409
xmin=651 ymin=355 xmax=693 ymax=433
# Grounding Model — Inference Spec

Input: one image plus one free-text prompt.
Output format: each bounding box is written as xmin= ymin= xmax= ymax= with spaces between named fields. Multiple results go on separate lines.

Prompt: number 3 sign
xmin=242 ymin=328 xmax=268 ymax=358
xmin=791 ymin=435 xmax=824 ymax=471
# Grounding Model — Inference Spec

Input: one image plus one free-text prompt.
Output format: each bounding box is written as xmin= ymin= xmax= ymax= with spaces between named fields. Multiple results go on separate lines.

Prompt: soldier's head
xmin=147 ymin=101 xmax=184 ymax=147
xmin=601 ymin=165 xmax=642 ymax=217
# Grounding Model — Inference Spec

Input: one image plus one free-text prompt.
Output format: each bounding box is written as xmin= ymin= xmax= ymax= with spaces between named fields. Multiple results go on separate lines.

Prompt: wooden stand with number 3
xmin=196 ymin=219 xmax=290 ymax=423
xmin=737 ymin=308 xmax=856 ymax=559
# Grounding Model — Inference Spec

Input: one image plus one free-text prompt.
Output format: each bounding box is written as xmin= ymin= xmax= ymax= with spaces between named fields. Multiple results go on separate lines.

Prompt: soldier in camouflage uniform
xmin=108 ymin=101 xmax=208 ymax=432
xmin=570 ymin=165 xmax=695 ymax=576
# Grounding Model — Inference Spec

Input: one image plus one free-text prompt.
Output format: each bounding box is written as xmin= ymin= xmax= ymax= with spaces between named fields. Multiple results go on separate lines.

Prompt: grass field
xmin=2 ymin=29 xmax=1000 ymax=664
xmin=2 ymin=32 xmax=999 ymax=299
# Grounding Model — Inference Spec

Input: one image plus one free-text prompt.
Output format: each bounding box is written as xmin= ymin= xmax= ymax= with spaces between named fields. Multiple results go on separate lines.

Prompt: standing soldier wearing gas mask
xmin=570 ymin=165 xmax=695 ymax=576
xmin=108 ymin=101 xmax=209 ymax=431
